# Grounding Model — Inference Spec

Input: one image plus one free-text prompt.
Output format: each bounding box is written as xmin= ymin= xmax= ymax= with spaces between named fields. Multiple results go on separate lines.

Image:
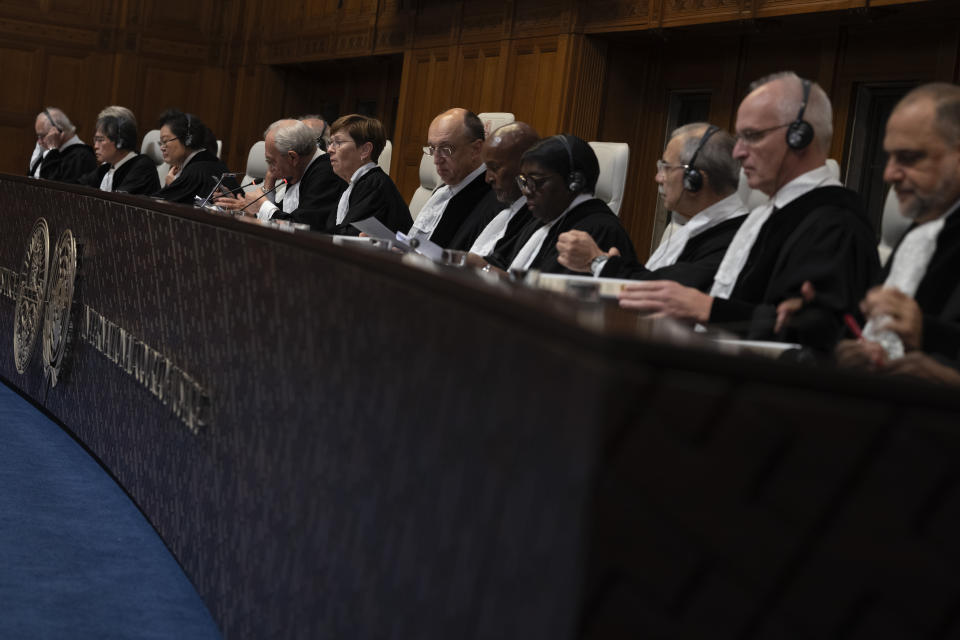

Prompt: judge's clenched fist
xmin=556 ymin=230 xmax=618 ymax=273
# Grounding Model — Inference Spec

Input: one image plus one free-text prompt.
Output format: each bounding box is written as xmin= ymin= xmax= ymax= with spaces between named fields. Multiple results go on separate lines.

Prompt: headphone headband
xmin=682 ymin=125 xmax=719 ymax=193
xmin=43 ymin=109 xmax=63 ymax=133
xmin=557 ymin=134 xmax=586 ymax=193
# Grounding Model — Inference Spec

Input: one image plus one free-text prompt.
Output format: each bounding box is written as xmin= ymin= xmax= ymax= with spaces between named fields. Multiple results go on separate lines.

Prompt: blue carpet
xmin=0 ymin=382 xmax=221 ymax=639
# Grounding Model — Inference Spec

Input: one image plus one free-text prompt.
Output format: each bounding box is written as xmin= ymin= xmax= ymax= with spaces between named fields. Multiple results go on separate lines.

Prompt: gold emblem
xmin=42 ymin=229 xmax=78 ymax=386
xmin=13 ymin=218 xmax=50 ymax=374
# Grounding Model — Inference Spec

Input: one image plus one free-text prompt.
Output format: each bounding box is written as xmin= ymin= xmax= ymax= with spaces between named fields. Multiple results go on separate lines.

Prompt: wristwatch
xmin=590 ymin=254 xmax=610 ymax=276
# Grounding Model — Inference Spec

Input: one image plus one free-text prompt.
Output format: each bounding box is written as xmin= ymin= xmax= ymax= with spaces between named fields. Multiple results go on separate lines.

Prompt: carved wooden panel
xmin=512 ymin=0 xmax=574 ymax=38
xmin=413 ymin=1 xmax=461 ymax=48
xmin=393 ymin=46 xmax=456 ymax=200
xmin=459 ymin=2 xmax=510 ymax=44
xmin=504 ymin=36 xmax=570 ymax=137
xmin=454 ymin=43 xmax=509 ymax=115
xmin=579 ymin=0 xmax=651 ymax=32
xmin=754 ymin=0 xmax=865 ymax=19
xmin=0 ymin=45 xmax=37 ymax=115
xmin=660 ymin=0 xmax=741 ymax=27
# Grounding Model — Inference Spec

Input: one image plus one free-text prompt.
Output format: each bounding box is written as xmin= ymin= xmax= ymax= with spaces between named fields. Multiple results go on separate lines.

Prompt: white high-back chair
xmin=878 ymin=185 xmax=911 ymax=266
xmin=141 ymin=129 xmax=171 ymax=185
xmin=589 ymin=141 xmax=629 ymax=215
xmin=409 ymin=155 xmax=442 ymax=221
xmin=378 ymin=140 xmax=392 ymax=176
xmin=243 ymin=141 xmax=267 ymax=191
xmin=216 ymin=140 xmax=223 ymax=159
xmin=477 ymin=112 xmax=515 ymax=137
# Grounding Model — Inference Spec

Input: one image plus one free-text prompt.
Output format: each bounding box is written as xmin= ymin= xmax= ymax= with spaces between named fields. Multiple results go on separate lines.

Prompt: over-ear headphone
xmin=558 ymin=134 xmax=586 ymax=193
xmin=184 ymin=113 xmax=194 ymax=147
xmin=682 ymin=125 xmax=719 ymax=193
xmin=786 ymin=79 xmax=814 ymax=150
xmin=316 ymin=120 xmax=329 ymax=151
xmin=43 ymin=109 xmax=63 ymax=133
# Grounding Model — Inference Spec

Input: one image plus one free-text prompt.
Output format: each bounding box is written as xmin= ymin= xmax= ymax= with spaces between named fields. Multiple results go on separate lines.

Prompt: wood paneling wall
xmin=1 ymin=0 xmax=955 ymax=260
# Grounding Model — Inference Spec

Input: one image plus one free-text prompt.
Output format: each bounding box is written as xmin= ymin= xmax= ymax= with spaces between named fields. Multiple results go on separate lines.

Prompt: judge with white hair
xmin=32 ymin=107 xmax=97 ymax=184
xmin=216 ymin=118 xmax=345 ymax=230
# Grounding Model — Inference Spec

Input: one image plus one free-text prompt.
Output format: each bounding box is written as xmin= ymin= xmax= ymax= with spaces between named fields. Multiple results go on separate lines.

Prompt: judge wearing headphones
xmin=618 ymin=72 xmax=879 ymax=349
xmin=79 ymin=107 xmax=160 ymax=195
xmin=32 ymin=107 xmax=97 ymax=184
xmin=152 ymin=109 xmax=234 ymax=204
xmin=482 ymin=134 xmax=636 ymax=274
xmin=556 ymin=123 xmax=747 ymax=291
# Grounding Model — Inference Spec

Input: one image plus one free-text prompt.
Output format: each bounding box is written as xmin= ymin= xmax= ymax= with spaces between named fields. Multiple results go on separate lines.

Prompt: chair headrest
xmin=588 ymin=141 xmax=629 ymax=215
xmin=245 ymin=141 xmax=267 ymax=181
xmin=140 ymin=129 xmax=164 ymax=165
xmin=418 ymin=154 xmax=441 ymax=191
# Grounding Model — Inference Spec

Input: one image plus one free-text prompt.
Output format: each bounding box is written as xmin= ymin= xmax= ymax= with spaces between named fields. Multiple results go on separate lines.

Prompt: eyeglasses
xmin=328 ymin=137 xmax=354 ymax=150
xmin=423 ymin=144 xmax=456 ymax=158
xmin=93 ymin=135 xmax=111 ymax=144
xmin=734 ymin=123 xmax=790 ymax=146
xmin=656 ymin=159 xmax=687 ymax=174
xmin=515 ymin=173 xmax=553 ymax=195
xmin=158 ymin=137 xmax=179 ymax=148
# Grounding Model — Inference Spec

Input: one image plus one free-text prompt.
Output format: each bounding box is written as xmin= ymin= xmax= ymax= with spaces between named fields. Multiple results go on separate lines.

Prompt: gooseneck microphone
xmin=239 ymin=179 xmax=287 ymax=213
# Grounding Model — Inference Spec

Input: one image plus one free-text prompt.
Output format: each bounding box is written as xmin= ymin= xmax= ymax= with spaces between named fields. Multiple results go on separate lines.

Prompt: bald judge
xmin=408 ymin=108 xmax=493 ymax=248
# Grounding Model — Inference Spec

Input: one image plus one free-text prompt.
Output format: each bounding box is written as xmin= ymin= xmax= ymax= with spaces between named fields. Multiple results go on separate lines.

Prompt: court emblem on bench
xmin=11 ymin=218 xmax=80 ymax=386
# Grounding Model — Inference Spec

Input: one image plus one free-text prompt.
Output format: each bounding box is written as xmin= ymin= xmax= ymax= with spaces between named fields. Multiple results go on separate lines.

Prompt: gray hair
xmin=42 ymin=107 xmax=75 ymax=135
xmin=298 ymin=114 xmax=330 ymax=147
xmin=896 ymin=83 xmax=960 ymax=146
xmin=671 ymin=122 xmax=739 ymax=195
xmin=265 ymin=119 xmax=317 ymax=157
xmin=98 ymin=105 xmax=137 ymax=129
xmin=748 ymin=71 xmax=834 ymax=153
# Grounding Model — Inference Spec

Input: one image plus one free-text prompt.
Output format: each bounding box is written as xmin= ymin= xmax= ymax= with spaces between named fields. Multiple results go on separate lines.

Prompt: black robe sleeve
xmin=77 ymin=164 xmax=108 ymax=189
xmin=708 ymin=188 xmax=880 ymax=349
xmin=40 ymin=145 xmax=98 ymax=184
xmin=530 ymin=199 xmax=638 ymax=275
xmin=273 ymin=154 xmax=346 ymax=231
xmin=152 ymin=151 xmax=234 ymax=205
xmin=599 ymin=215 xmax=746 ymax=292
xmin=114 ymin=154 xmax=162 ymax=195
xmin=326 ymin=167 xmax=412 ymax=236
xmin=447 ymin=190 xmax=503 ymax=251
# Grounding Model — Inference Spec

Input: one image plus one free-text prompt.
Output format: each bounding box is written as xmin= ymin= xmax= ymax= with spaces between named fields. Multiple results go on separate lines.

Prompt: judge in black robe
xmin=270 ymin=153 xmax=346 ymax=230
xmin=416 ymin=167 xmax=492 ymax=248
xmin=80 ymin=155 xmax=160 ymax=195
xmin=487 ymin=196 xmax=637 ymax=273
xmin=446 ymin=189 xmax=508 ymax=251
xmin=326 ymin=166 xmax=412 ymax=236
xmin=40 ymin=142 xmax=97 ymax=184
xmin=151 ymin=109 xmax=236 ymax=205
xmin=485 ymin=135 xmax=637 ymax=274
xmin=599 ymin=215 xmax=745 ymax=291
xmin=709 ymin=184 xmax=880 ymax=346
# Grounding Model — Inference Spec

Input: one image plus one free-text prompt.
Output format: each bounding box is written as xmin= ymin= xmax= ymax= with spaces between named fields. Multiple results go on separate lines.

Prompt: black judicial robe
xmin=273 ymin=154 xmax=346 ymax=231
xmin=486 ymin=198 xmax=638 ymax=274
xmin=599 ymin=214 xmax=747 ymax=292
xmin=446 ymin=190 xmax=509 ymax=252
xmin=428 ymin=170 xmax=492 ymax=249
xmin=39 ymin=144 xmax=97 ymax=184
xmin=78 ymin=154 xmax=161 ymax=195
xmin=708 ymin=186 xmax=880 ymax=348
xmin=883 ymin=211 xmax=960 ymax=360
xmin=324 ymin=166 xmax=412 ymax=236
xmin=152 ymin=150 xmax=236 ymax=205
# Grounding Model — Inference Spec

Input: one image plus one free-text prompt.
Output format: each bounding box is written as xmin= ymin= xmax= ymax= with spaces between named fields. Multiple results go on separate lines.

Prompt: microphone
xmin=199 ymin=172 xmax=244 ymax=208
xmin=239 ymin=179 xmax=286 ymax=213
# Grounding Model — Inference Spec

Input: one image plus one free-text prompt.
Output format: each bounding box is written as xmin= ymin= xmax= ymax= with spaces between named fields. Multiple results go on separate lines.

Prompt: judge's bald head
xmin=883 ymin=83 xmax=960 ymax=223
xmin=427 ymin=108 xmax=485 ymax=186
xmin=482 ymin=122 xmax=540 ymax=204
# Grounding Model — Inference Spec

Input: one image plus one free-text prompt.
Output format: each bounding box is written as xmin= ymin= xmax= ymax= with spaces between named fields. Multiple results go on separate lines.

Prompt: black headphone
xmin=316 ymin=120 xmax=329 ymax=152
xmin=786 ymin=79 xmax=814 ymax=150
xmin=184 ymin=113 xmax=194 ymax=147
xmin=44 ymin=109 xmax=63 ymax=133
xmin=558 ymin=134 xmax=586 ymax=193
xmin=682 ymin=125 xmax=719 ymax=193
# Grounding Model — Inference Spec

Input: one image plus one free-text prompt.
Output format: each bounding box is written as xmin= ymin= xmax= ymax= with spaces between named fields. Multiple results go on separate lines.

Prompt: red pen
xmin=843 ymin=313 xmax=864 ymax=339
